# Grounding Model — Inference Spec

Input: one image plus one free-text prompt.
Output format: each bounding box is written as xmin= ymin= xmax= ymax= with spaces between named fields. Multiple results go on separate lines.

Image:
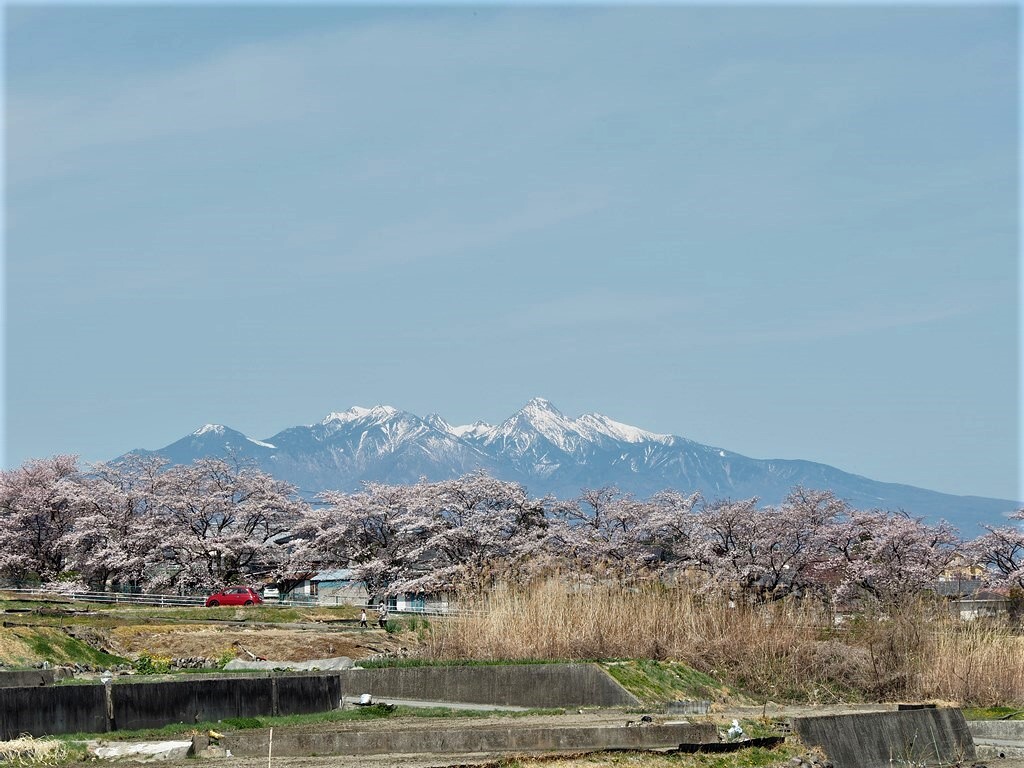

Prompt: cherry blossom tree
xmin=829 ymin=509 xmax=961 ymax=604
xmin=683 ymin=488 xmax=850 ymax=602
xmin=548 ymin=487 xmax=659 ymax=581
xmin=395 ymin=471 xmax=550 ymax=593
xmin=0 ymin=455 xmax=80 ymax=583
xmin=290 ymin=480 xmax=422 ymax=598
xmin=967 ymin=508 xmax=1024 ymax=591
xmin=147 ymin=458 xmax=305 ymax=592
xmin=641 ymin=489 xmax=703 ymax=571
xmin=65 ymin=456 xmax=166 ymax=591
xmin=293 ymin=471 xmax=551 ymax=596
xmin=753 ymin=487 xmax=850 ymax=600
xmin=689 ymin=496 xmax=763 ymax=596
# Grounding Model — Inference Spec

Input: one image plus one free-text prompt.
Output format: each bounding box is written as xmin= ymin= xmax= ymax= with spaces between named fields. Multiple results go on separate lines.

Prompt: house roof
xmin=932 ymin=578 xmax=987 ymax=598
xmin=313 ymin=569 xmax=356 ymax=582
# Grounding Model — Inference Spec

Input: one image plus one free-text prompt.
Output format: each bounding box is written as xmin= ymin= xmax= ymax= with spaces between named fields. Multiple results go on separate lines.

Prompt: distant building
xmin=932 ymin=577 xmax=1010 ymax=620
xmin=285 ymin=569 xmax=369 ymax=606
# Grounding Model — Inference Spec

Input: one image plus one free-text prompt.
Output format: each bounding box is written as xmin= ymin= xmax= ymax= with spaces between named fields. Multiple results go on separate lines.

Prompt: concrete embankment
xmin=209 ymin=721 xmax=718 ymax=758
xmin=0 ymin=663 xmax=637 ymax=739
xmin=342 ymin=664 xmax=640 ymax=709
xmin=791 ymin=708 xmax=975 ymax=768
xmin=969 ymin=720 xmax=1024 ymax=759
xmin=0 ymin=669 xmax=63 ymax=688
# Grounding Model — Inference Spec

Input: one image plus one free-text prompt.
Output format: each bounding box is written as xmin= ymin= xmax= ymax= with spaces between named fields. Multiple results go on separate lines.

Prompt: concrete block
xmin=791 ymin=708 xmax=975 ymax=768
xmin=967 ymin=720 xmax=1024 ymax=741
xmin=0 ymin=670 xmax=55 ymax=688
xmin=221 ymin=722 xmax=720 ymax=757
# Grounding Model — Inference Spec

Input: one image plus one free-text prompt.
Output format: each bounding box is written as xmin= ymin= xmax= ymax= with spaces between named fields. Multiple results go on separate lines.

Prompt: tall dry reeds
xmin=917 ymin=620 xmax=1024 ymax=705
xmin=422 ymin=579 xmax=1024 ymax=705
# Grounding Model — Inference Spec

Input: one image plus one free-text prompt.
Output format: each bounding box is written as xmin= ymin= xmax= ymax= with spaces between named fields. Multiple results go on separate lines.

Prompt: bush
xmin=133 ymin=653 xmax=172 ymax=675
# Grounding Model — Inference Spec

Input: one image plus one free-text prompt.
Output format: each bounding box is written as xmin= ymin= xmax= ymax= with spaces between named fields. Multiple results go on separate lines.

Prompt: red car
xmin=205 ymin=586 xmax=263 ymax=607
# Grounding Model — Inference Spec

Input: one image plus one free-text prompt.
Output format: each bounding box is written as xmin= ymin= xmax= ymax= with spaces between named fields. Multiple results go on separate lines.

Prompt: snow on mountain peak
xmin=193 ymin=424 xmax=226 ymax=437
xmin=576 ymin=413 xmax=673 ymax=445
xmin=322 ymin=405 xmax=398 ymax=424
xmin=451 ymin=421 xmax=494 ymax=438
xmin=523 ymin=396 xmax=559 ymax=413
xmin=425 ymin=413 xmax=454 ymax=433
xmin=322 ymin=407 xmax=371 ymax=423
xmin=488 ymin=397 xmax=581 ymax=452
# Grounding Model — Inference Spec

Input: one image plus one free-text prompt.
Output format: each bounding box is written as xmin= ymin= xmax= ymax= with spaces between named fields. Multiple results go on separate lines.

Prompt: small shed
xmin=950 ymin=590 xmax=1009 ymax=621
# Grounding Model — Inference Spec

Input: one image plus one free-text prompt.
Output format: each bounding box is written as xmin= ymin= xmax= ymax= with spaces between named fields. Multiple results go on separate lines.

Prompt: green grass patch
xmin=12 ymin=627 xmax=127 ymax=668
xmin=963 ymin=706 xmax=1024 ymax=720
xmin=106 ymin=605 xmax=306 ymax=623
xmin=602 ymin=660 xmax=738 ymax=706
xmin=1 ymin=595 xmax=358 ymax=626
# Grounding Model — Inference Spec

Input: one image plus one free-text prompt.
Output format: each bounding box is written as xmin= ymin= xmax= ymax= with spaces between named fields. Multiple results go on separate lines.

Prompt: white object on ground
xmin=89 ymin=740 xmax=193 ymax=761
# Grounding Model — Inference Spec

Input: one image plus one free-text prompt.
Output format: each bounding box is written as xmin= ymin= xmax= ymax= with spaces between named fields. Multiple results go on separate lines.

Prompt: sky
xmin=3 ymin=3 xmax=1019 ymax=502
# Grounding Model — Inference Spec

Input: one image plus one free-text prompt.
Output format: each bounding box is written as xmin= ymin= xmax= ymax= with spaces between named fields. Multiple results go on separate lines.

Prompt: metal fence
xmin=0 ymin=587 xmax=331 ymax=609
xmin=0 ymin=587 xmax=206 ymax=607
xmin=0 ymin=587 xmax=456 ymax=614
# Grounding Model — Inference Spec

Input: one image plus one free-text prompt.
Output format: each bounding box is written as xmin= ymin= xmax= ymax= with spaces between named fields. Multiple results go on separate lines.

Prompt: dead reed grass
xmin=423 ymin=579 xmax=1024 ymax=705
xmin=917 ymin=621 xmax=1024 ymax=706
xmin=0 ymin=736 xmax=69 ymax=765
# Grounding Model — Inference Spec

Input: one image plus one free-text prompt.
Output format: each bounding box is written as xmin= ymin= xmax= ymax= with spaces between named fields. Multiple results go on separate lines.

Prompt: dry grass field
xmin=424 ymin=580 xmax=1024 ymax=706
xmin=2 ymin=584 xmax=1022 ymax=707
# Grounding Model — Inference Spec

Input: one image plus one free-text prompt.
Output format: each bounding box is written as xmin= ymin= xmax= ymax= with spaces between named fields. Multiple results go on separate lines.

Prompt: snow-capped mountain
xmin=126 ymin=397 xmax=1020 ymax=532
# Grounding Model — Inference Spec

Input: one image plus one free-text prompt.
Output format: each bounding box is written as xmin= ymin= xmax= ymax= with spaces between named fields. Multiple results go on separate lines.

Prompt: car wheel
xmin=244 ymin=600 xmax=253 ymax=606
xmin=208 ymin=600 xmax=219 ymax=607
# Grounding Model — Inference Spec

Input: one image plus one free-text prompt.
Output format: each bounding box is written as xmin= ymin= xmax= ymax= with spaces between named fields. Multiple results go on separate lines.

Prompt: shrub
xmin=133 ymin=653 xmax=172 ymax=675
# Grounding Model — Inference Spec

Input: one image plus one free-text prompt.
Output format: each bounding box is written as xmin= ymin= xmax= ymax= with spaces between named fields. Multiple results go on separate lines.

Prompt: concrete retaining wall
xmin=0 ymin=664 xmax=637 ymax=738
xmin=968 ymin=720 xmax=1024 ymax=760
xmin=275 ymin=674 xmax=342 ymax=716
xmin=791 ymin=708 xmax=975 ymax=768
xmin=113 ymin=677 xmax=274 ymax=731
xmin=0 ymin=669 xmax=56 ymax=688
xmin=968 ymin=720 xmax=1024 ymax=741
xmin=339 ymin=664 xmax=640 ymax=708
xmin=0 ymin=684 xmax=108 ymax=740
xmin=218 ymin=722 xmax=719 ymax=757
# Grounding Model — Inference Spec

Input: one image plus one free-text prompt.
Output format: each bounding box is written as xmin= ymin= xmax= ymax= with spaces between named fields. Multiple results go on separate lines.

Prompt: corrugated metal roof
xmin=313 ymin=569 xmax=356 ymax=582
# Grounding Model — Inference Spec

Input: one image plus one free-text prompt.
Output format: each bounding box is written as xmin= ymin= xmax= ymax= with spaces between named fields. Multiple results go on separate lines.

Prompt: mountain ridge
xmin=126 ymin=397 xmax=1020 ymax=533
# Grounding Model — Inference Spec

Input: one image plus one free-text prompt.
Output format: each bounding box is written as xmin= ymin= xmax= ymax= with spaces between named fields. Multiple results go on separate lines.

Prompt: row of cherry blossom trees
xmin=1 ymin=455 xmax=1022 ymax=604
xmin=0 ymin=455 xmax=301 ymax=592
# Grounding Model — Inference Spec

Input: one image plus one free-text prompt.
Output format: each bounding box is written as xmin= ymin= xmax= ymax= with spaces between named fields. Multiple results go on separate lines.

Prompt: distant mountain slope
xmin=125 ymin=397 xmax=1020 ymax=533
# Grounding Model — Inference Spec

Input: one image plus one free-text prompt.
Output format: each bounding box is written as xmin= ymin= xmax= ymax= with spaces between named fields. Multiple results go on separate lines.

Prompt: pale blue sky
xmin=4 ymin=4 xmax=1019 ymax=501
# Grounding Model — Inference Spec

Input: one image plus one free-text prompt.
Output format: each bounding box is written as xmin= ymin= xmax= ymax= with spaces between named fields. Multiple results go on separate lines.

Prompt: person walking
xmin=359 ymin=607 xmax=367 ymax=628
xmin=377 ymin=602 xmax=388 ymax=629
